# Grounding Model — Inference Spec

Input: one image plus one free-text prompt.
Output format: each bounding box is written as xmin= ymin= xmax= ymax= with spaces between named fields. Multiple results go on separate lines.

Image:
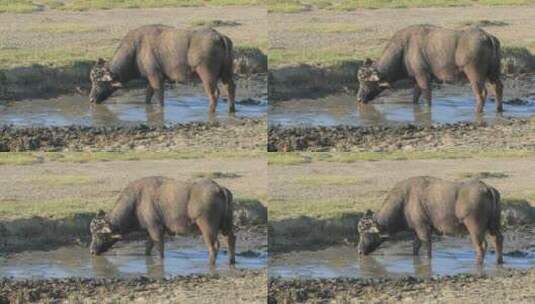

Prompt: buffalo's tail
xmin=220 ymin=35 xmax=234 ymax=81
xmin=487 ymin=33 xmax=502 ymax=81
xmin=487 ymin=186 xmax=502 ymax=233
xmin=220 ymin=187 xmax=234 ymax=236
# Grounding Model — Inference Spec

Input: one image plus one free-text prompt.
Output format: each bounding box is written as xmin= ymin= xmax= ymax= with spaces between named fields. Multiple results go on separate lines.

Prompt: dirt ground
xmin=1 ymin=270 xmax=267 ymax=304
xmin=269 ymin=268 xmax=535 ymax=303
xmin=0 ymin=6 xmax=267 ymax=68
xmin=270 ymin=5 xmax=535 ymax=66
xmin=0 ymin=155 xmax=267 ymax=218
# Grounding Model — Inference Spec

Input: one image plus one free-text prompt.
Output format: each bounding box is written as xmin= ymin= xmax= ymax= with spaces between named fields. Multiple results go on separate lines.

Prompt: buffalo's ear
xmin=96 ymin=58 xmax=106 ymax=65
xmin=364 ymin=58 xmax=373 ymax=66
xmin=97 ymin=209 xmax=106 ymax=218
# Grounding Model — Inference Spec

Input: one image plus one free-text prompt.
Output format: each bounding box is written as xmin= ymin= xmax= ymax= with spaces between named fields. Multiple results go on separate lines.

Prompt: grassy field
xmin=0 ymin=151 xmax=263 ymax=166
xmin=268 ymin=150 xmax=535 ymax=166
xmin=268 ymin=0 xmax=535 ymax=13
xmin=0 ymin=0 xmax=261 ymax=13
xmin=269 ymin=153 xmax=535 ymax=221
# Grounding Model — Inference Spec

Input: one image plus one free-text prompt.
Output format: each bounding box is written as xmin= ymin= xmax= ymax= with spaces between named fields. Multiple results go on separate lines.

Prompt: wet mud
xmin=268 ymin=117 xmax=535 ymax=152
xmin=0 ymin=117 xmax=266 ymax=152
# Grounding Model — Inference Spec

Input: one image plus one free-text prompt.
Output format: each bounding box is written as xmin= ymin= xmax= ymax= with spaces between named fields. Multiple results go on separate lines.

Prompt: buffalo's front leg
xmin=414 ymin=226 xmax=432 ymax=258
xmin=145 ymin=86 xmax=154 ymax=104
xmin=413 ymin=236 xmax=422 ymax=255
xmin=147 ymin=74 xmax=164 ymax=105
xmin=412 ymin=85 xmax=422 ymax=104
xmin=145 ymin=237 xmax=154 ymax=256
xmin=147 ymin=226 xmax=165 ymax=258
xmin=415 ymin=74 xmax=431 ymax=105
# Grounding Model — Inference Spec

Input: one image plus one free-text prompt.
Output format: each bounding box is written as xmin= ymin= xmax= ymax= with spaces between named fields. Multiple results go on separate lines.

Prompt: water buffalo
xmin=357 ymin=176 xmax=503 ymax=264
xmin=89 ymin=25 xmax=236 ymax=113
xmin=356 ymin=24 xmax=503 ymax=113
xmin=89 ymin=177 xmax=236 ymax=266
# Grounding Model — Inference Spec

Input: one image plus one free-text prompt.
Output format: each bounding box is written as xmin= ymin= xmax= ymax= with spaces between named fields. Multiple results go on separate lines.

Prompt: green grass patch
xmin=269 ymin=197 xmax=376 ymax=220
xmin=269 ymin=150 xmax=535 ymax=167
xmin=267 ymin=0 xmax=309 ymax=13
xmin=294 ymin=175 xmax=360 ymax=186
xmin=0 ymin=45 xmax=114 ymax=69
xmin=25 ymin=175 xmax=97 ymax=186
xmin=268 ymin=153 xmax=311 ymax=166
xmin=192 ymin=171 xmax=241 ymax=179
xmin=189 ymin=19 xmax=241 ymax=27
xmin=0 ymin=0 xmax=40 ymax=13
xmin=26 ymin=23 xmax=100 ymax=34
xmin=0 ymin=197 xmax=113 ymax=220
xmin=289 ymin=22 xmax=367 ymax=33
xmin=268 ymin=47 xmax=381 ymax=66
xmin=0 ymin=151 xmax=262 ymax=165
xmin=37 ymin=0 xmax=259 ymax=11
xmin=270 ymin=0 xmax=535 ymax=12
xmin=458 ymin=171 xmax=509 ymax=179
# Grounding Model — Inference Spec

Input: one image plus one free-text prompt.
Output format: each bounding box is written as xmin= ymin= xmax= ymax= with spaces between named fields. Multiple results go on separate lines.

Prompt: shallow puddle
xmin=270 ymin=76 xmax=535 ymax=126
xmin=0 ymin=236 xmax=266 ymax=279
xmin=269 ymin=232 xmax=535 ymax=279
xmin=0 ymin=81 xmax=266 ymax=127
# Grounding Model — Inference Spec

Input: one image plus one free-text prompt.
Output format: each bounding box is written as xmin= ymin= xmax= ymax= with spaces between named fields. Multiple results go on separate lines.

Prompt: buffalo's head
xmin=357 ymin=210 xmax=387 ymax=255
xmin=89 ymin=210 xmax=121 ymax=255
xmin=89 ymin=58 xmax=122 ymax=104
xmin=356 ymin=58 xmax=390 ymax=103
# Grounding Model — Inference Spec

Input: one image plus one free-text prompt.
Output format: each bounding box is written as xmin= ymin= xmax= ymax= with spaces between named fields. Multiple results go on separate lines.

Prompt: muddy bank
xmin=0 ymin=48 xmax=267 ymax=101
xmin=269 ymin=202 xmax=535 ymax=253
xmin=268 ymin=268 xmax=535 ymax=303
xmin=0 ymin=200 xmax=267 ymax=255
xmin=0 ymin=117 xmax=266 ymax=151
xmin=0 ymin=269 xmax=266 ymax=304
xmin=268 ymin=117 xmax=535 ymax=152
xmin=269 ymin=47 xmax=535 ymax=101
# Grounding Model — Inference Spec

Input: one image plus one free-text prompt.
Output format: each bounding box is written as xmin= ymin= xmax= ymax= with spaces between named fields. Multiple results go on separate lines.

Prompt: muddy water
xmin=0 ymin=236 xmax=266 ymax=279
xmin=0 ymin=81 xmax=266 ymax=127
xmin=269 ymin=231 xmax=535 ymax=279
xmin=269 ymin=77 xmax=535 ymax=126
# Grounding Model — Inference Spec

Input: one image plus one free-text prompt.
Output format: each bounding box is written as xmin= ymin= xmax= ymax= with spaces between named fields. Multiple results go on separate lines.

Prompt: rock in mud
xmin=501 ymin=200 xmax=535 ymax=226
xmin=234 ymin=199 xmax=268 ymax=226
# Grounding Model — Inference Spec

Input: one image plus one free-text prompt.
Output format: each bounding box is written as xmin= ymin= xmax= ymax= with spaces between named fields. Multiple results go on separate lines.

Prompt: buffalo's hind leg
xmin=488 ymin=78 xmax=504 ymax=113
xmin=222 ymin=76 xmax=236 ymax=113
xmin=224 ymin=230 xmax=236 ymax=265
xmin=197 ymin=66 xmax=219 ymax=113
xmin=464 ymin=217 xmax=486 ymax=264
xmin=488 ymin=225 xmax=504 ymax=264
xmin=197 ymin=218 xmax=219 ymax=266
xmin=465 ymin=66 xmax=487 ymax=113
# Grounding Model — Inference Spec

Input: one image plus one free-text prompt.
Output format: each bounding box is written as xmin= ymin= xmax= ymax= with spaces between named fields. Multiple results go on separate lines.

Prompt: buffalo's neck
xmin=109 ymin=44 xmax=138 ymax=83
xmin=376 ymin=42 xmax=407 ymax=83
xmin=106 ymin=204 xmax=139 ymax=234
xmin=374 ymin=194 xmax=408 ymax=234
